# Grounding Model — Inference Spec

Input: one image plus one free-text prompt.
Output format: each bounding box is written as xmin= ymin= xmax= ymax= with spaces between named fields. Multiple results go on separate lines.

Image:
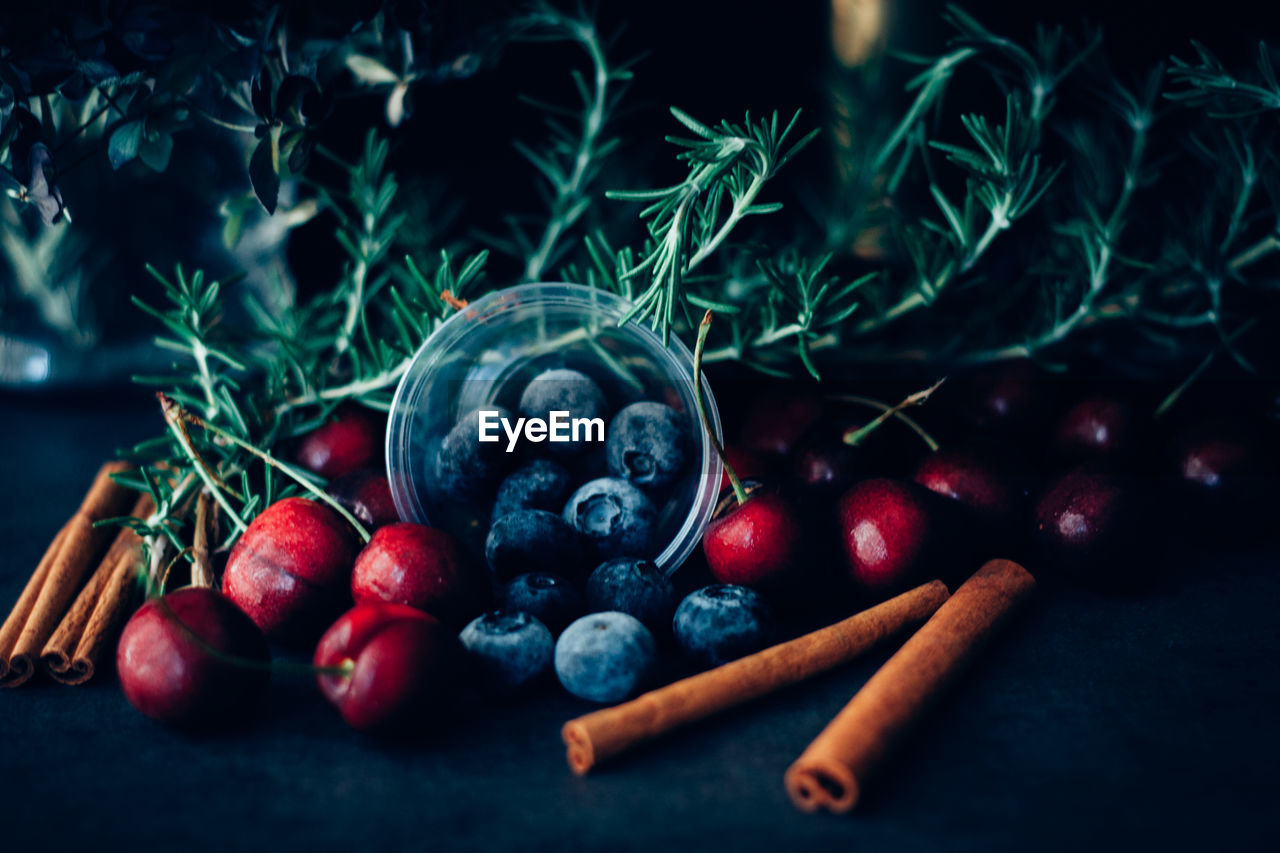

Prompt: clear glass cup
xmin=385 ymin=283 xmax=723 ymax=575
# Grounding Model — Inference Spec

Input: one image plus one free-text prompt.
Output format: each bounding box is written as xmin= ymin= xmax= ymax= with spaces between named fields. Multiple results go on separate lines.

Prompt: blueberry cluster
xmin=442 ymin=369 xmax=780 ymax=704
xmin=431 ymin=368 xmax=690 ymax=578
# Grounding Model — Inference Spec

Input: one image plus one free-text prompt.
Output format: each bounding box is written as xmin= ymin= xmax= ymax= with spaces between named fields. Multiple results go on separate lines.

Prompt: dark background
xmin=3 ymin=2 xmax=1280 ymax=851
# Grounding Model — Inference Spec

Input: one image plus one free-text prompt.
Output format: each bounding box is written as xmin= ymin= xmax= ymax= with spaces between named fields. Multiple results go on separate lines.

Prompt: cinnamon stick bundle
xmin=42 ymin=493 xmax=153 ymax=684
xmin=784 ymin=559 xmax=1036 ymax=814
xmin=0 ymin=462 xmax=136 ymax=687
xmin=562 ymin=580 xmax=950 ymax=774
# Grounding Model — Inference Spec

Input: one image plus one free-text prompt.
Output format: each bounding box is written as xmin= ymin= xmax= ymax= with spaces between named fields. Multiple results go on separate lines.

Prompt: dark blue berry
xmin=585 ymin=558 xmax=675 ymax=633
xmin=562 ymin=477 xmax=656 ymax=559
xmin=491 ymin=459 xmax=572 ymax=523
xmin=485 ymin=509 xmax=586 ymax=581
xmin=673 ymin=585 xmax=777 ymax=667
xmin=606 ymin=402 xmax=687 ymax=490
xmin=434 ymin=406 xmax=514 ymax=501
xmin=459 ymin=610 xmax=554 ymax=694
xmin=502 ymin=573 xmax=585 ymax=636
xmin=554 ymin=611 xmax=656 ymax=703
xmin=518 ymin=369 xmax=607 ymax=456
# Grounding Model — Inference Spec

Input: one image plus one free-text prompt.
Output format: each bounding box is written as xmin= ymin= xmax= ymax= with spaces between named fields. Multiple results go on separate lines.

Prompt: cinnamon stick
xmin=562 ymin=580 xmax=950 ymax=775
xmin=0 ymin=462 xmax=135 ymax=687
xmin=784 ymin=559 xmax=1036 ymax=814
xmin=42 ymin=493 xmax=153 ymax=684
xmin=0 ymin=526 xmax=67 ymax=684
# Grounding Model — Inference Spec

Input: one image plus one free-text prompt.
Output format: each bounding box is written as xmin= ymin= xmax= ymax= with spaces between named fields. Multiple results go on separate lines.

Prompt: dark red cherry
xmin=913 ymin=449 xmax=1017 ymax=528
xmin=739 ymin=388 xmax=824 ymax=455
xmin=836 ymin=479 xmax=964 ymax=594
xmin=1053 ymin=396 xmax=1142 ymax=464
xmin=952 ymin=360 xmax=1048 ymax=433
xmin=297 ymin=407 xmax=385 ymax=480
xmin=314 ymin=603 xmax=453 ymax=733
xmin=328 ymin=468 xmax=399 ymax=530
xmin=1033 ymin=467 xmax=1145 ymax=587
xmin=350 ymin=523 xmax=474 ymax=623
xmin=117 ymin=587 xmax=270 ymax=728
xmin=1163 ymin=419 xmax=1275 ymax=541
xmin=222 ymin=497 xmax=358 ymax=646
xmin=702 ymin=486 xmax=804 ymax=591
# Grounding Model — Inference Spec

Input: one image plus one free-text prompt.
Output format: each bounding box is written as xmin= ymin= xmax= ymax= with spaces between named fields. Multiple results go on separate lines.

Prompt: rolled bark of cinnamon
xmin=562 ymin=580 xmax=950 ymax=775
xmin=784 ymin=559 xmax=1036 ymax=814
xmin=0 ymin=462 xmax=135 ymax=687
xmin=42 ymin=493 xmax=153 ymax=684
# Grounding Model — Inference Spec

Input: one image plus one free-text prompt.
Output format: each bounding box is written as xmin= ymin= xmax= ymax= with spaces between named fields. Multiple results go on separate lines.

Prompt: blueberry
xmin=502 ymin=573 xmax=585 ymax=636
xmin=485 ymin=509 xmax=586 ymax=581
xmin=585 ymin=558 xmax=675 ymax=633
xmin=435 ymin=406 xmax=514 ymax=501
xmin=562 ymin=477 xmax=656 ymax=559
xmin=606 ymin=402 xmax=687 ymax=490
xmin=491 ymin=459 xmax=572 ymax=522
xmin=459 ymin=610 xmax=554 ymax=694
xmin=554 ymin=611 xmax=657 ymax=703
xmin=518 ymin=369 xmax=607 ymax=456
xmin=673 ymin=585 xmax=777 ymax=667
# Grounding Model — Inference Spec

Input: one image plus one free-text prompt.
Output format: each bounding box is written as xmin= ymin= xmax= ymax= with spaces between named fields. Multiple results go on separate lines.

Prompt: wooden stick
xmin=562 ymin=580 xmax=950 ymax=774
xmin=784 ymin=559 xmax=1036 ymax=813
xmin=0 ymin=462 xmax=135 ymax=687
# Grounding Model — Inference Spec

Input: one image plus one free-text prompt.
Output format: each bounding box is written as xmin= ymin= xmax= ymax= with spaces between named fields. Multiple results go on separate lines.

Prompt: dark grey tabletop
xmin=2 ymin=396 xmax=1277 ymax=852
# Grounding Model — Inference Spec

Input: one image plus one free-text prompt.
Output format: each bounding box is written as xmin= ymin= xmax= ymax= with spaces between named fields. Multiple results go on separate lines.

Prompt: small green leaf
xmin=345 ymin=55 xmax=399 ymax=86
xmin=108 ymin=120 xmax=144 ymax=170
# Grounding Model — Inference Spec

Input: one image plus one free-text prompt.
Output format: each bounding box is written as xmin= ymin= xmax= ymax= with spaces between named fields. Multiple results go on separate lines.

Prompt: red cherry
xmin=1033 ymin=467 xmax=1144 ymax=586
xmin=222 ymin=497 xmax=358 ymax=645
xmin=296 ymin=407 xmax=385 ymax=479
xmin=117 ymin=587 xmax=269 ymax=727
xmin=328 ymin=468 xmax=400 ymax=530
xmin=720 ymin=445 xmax=775 ymax=494
xmin=702 ymin=488 xmax=804 ymax=590
xmin=1164 ymin=419 xmax=1274 ymax=540
xmin=837 ymin=479 xmax=954 ymax=594
xmin=954 ymin=360 xmax=1044 ymax=431
xmin=739 ymin=388 xmax=824 ymax=455
xmin=1053 ymin=397 xmax=1140 ymax=463
xmin=913 ymin=449 xmax=1016 ymax=527
xmin=314 ymin=603 xmax=452 ymax=732
xmin=350 ymin=523 xmax=473 ymax=622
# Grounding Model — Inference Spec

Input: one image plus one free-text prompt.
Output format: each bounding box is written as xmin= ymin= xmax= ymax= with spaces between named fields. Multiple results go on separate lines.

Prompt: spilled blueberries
xmin=429 ymin=366 xmax=766 ymax=704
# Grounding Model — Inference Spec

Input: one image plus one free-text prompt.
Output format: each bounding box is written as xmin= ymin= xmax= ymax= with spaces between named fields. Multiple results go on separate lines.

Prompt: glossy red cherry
xmin=952 ymin=360 xmax=1047 ymax=432
xmin=702 ymin=487 xmax=804 ymax=590
xmin=222 ymin=497 xmax=358 ymax=645
xmin=328 ymin=468 xmax=399 ymax=530
xmin=836 ymin=479 xmax=959 ymax=594
xmin=296 ymin=407 xmax=384 ymax=479
xmin=913 ymin=449 xmax=1017 ymax=528
xmin=117 ymin=587 xmax=269 ymax=728
xmin=1033 ymin=467 xmax=1144 ymax=586
xmin=1164 ymin=419 xmax=1274 ymax=540
xmin=739 ymin=388 xmax=824 ymax=455
xmin=350 ymin=523 xmax=473 ymax=622
xmin=1053 ymin=396 xmax=1140 ymax=463
xmin=314 ymin=603 xmax=452 ymax=732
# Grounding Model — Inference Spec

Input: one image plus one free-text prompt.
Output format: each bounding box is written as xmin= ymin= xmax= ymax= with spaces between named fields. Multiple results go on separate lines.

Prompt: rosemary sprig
xmin=608 ymin=108 xmax=818 ymax=344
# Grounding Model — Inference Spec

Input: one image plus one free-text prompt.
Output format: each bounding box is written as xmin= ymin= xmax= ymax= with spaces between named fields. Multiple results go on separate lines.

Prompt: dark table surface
xmin=2 ymin=396 xmax=1278 ymax=853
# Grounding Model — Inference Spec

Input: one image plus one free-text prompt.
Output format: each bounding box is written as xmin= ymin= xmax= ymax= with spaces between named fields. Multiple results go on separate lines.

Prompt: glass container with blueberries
xmin=386 ymin=283 xmax=723 ymax=592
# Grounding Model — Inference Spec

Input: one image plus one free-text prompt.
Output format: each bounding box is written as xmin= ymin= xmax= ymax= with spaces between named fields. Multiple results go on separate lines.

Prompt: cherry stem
xmin=827 ymin=393 xmax=942 ymax=451
xmin=152 ymin=591 xmax=355 ymax=678
xmin=159 ymin=393 xmax=373 ymax=543
xmin=694 ymin=311 xmax=748 ymax=506
xmin=841 ymin=379 xmax=946 ymax=447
